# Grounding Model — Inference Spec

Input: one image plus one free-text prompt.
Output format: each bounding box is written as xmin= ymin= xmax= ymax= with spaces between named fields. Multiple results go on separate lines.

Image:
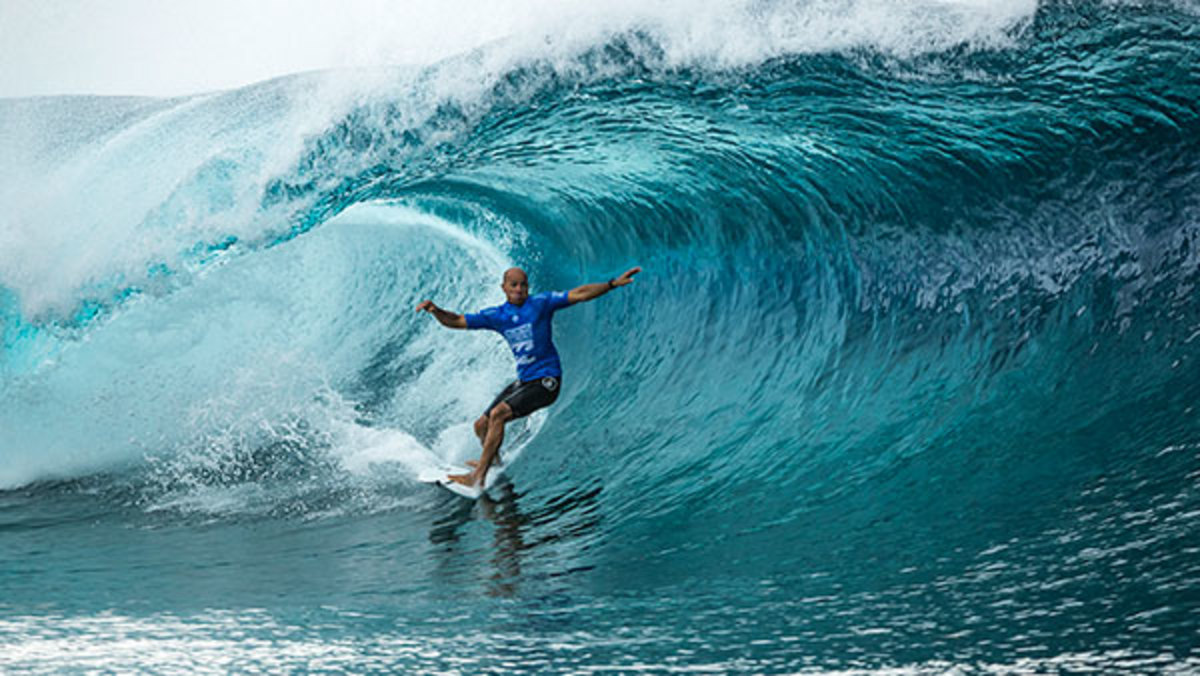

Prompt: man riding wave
xmin=416 ymin=265 xmax=641 ymax=487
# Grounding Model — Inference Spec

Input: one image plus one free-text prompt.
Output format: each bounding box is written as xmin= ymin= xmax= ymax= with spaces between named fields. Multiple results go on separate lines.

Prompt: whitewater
xmin=2 ymin=1 xmax=1199 ymax=672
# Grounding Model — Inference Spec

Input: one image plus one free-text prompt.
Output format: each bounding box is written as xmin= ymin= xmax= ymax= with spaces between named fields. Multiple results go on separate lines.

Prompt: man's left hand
xmin=612 ymin=266 xmax=642 ymax=287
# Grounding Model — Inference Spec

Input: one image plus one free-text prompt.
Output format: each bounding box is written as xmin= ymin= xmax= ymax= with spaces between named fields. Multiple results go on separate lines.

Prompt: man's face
xmin=502 ymin=270 xmax=529 ymax=305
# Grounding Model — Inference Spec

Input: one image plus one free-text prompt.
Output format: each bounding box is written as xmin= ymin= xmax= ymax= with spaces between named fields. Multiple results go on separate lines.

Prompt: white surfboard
xmin=417 ymin=461 xmax=506 ymax=499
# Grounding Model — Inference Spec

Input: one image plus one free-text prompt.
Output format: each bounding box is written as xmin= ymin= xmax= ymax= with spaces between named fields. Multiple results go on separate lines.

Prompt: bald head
xmin=503 ymin=267 xmax=527 ymax=285
xmin=501 ymin=267 xmax=530 ymax=305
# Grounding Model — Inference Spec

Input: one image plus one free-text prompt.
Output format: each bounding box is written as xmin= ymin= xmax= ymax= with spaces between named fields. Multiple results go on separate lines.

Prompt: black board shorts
xmin=484 ymin=376 xmax=561 ymax=419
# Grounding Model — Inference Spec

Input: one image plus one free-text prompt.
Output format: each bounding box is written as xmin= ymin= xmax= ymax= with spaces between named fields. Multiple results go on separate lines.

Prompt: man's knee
xmin=488 ymin=402 xmax=513 ymax=426
xmin=474 ymin=415 xmax=489 ymax=434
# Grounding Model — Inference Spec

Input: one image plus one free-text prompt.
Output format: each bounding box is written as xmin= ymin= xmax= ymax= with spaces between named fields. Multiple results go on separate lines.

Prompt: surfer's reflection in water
xmin=428 ymin=480 xmax=603 ymax=598
xmin=429 ymin=479 xmax=527 ymax=597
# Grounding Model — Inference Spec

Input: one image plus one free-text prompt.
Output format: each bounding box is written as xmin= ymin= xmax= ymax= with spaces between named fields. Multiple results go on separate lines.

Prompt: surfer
xmin=416 ymin=265 xmax=641 ymax=488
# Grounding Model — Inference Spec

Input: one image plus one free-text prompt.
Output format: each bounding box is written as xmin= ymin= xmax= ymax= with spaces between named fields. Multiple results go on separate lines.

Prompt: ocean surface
xmin=3 ymin=1 xmax=1200 ymax=672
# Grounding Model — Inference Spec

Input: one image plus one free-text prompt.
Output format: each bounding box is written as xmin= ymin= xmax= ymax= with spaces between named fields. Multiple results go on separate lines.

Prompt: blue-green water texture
xmin=3 ymin=1 xmax=1200 ymax=672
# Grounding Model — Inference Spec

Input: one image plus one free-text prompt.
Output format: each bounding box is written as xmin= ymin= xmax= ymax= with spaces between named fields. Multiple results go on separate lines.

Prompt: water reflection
xmin=428 ymin=479 xmax=603 ymax=596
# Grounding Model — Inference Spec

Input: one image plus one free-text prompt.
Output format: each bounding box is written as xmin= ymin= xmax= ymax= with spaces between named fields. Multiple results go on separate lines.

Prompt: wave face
xmin=3 ymin=1 xmax=1200 ymax=671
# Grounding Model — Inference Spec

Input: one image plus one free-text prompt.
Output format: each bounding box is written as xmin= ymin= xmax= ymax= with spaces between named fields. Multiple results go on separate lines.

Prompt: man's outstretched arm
xmin=415 ymin=300 xmax=468 ymax=328
xmin=567 ymin=266 xmax=642 ymax=304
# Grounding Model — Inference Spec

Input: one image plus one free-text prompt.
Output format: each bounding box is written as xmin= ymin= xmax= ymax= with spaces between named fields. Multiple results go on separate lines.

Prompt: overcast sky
xmin=0 ymin=0 xmax=542 ymax=97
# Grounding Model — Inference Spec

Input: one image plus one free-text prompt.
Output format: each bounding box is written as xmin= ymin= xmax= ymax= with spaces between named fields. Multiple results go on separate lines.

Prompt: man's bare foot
xmin=447 ymin=472 xmax=481 ymax=487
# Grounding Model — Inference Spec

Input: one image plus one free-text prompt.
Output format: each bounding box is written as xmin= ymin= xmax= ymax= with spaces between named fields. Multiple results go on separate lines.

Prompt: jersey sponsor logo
xmin=503 ymin=323 xmax=532 ymax=351
xmin=541 ymin=377 xmax=558 ymax=391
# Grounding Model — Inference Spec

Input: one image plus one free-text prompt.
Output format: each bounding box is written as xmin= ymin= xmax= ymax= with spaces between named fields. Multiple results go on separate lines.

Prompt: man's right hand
xmin=416 ymin=300 xmax=467 ymax=328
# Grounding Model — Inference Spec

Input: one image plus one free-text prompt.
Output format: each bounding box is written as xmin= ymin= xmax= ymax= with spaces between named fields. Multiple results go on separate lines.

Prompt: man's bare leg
xmin=473 ymin=415 xmax=488 ymax=444
xmin=466 ymin=414 xmax=497 ymax=469
xmin=450 ymin=403 xmax=512 ymax=486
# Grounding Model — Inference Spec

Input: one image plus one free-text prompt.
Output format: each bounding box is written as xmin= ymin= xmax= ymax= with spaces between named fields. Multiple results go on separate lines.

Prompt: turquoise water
xmin=3 ymin=1 xmax=1200 ymax=671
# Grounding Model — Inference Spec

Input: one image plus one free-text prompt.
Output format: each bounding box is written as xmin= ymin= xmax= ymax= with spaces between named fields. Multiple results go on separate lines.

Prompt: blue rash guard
xmin=464 ymin=291 xmax=572 ymax=381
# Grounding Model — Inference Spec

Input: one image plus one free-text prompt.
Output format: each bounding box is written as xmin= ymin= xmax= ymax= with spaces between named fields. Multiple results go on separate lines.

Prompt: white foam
xmin=0 ymin=77 xmax=354 ymax=319
xmin=333 ymin=424 xmax=442 ymax=478
xmin=1 ymin=0 xmax=1038 ymax=97
xmin=0 ymin=203 xmax=517 ymax=489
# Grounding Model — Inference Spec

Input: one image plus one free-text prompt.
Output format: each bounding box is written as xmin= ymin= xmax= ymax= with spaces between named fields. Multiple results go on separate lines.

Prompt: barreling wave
xmin=1 ymin=0 xmax=1198 ymax=578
